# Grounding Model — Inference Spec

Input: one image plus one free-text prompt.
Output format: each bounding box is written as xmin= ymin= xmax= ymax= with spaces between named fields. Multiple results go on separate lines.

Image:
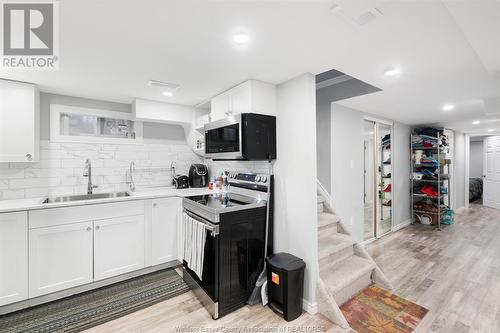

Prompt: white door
xmin=94 ymin=215 xmax=145 ymax=280
xmin=0 ymin=212 xmax=28 ymax=306
xmin=483 ymin=136 xmax=500 ymax=209
xmin=29 ymin=221 xmax=93 ymax=297
xmin=151 ymin=198 xmax=178 ymax=265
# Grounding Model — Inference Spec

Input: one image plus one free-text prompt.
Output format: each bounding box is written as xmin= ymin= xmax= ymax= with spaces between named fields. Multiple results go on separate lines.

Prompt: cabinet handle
xmin=95 ymin=225 xmax=100 ymax=230
xmin=26 ymin=153 xmax=32 ymax=161
xmin=86 ymin=226 xmax=92 ymax=232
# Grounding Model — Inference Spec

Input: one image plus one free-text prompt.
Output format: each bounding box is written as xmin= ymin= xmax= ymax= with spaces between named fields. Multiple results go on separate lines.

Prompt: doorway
xmin=469 ymin=137 xmax=485 ymax=205
xmin=363 ymin=120 xmax=393 ymax=241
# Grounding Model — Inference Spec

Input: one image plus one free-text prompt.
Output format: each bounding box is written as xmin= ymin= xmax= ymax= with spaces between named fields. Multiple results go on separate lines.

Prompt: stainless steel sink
xmin=42 ymin=192 xmax=130 ymax=204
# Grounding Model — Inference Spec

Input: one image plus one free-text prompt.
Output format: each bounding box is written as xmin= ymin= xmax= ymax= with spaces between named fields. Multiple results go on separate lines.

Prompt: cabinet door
xmin=29 ymin=221 xmax=93 ymax=298
xmin=0 ymin=212 xmax=28 ymax=306
xmin=210 ymin=93 xmax=232 ymax=122
xmin=151 ymin=198 xmax=178 ymax=265
xmin=229 ymin=81 xmax=252 ymax=115
xmin=0 ymin=79 xmax=39 ymax=162
xmin=94 ymin=215 xmax=145 ymax=280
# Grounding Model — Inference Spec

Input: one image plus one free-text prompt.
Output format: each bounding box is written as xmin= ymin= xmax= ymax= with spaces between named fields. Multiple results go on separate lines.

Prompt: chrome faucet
xmin=83 ymin=159 xmax=98 ymax=194
xmin=128 ymin=161 xmax=136 ymax=192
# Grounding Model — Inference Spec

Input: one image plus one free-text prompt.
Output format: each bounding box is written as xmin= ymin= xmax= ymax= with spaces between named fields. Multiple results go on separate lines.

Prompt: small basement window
xmin=51 ymin=105 xmax=143 ymax=144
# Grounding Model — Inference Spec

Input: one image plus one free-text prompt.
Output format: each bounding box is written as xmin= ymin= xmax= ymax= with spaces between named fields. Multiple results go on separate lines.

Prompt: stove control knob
xmin=255 ymin=176 xmax=261 ymax=182
xmin=262 ymin=176 xmax=267 ymax=183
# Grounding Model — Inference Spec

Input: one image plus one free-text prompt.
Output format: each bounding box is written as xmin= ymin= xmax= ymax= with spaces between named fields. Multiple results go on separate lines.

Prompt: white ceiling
xmin=1 ymin=0 xmax=499 ymax=133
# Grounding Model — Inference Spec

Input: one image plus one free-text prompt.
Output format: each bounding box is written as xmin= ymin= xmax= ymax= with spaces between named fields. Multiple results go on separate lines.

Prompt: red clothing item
xmin=420 ymin=185 xmax=438 ymax=197
xmin=383 ymin=184 xmax=392 ymax=192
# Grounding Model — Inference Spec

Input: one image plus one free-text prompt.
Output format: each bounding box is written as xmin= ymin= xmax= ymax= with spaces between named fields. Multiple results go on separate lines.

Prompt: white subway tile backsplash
xmin=0 ymin=189 xmax=25 ymax=200
xmin=0 ymin=140 xmax=202 ymax=199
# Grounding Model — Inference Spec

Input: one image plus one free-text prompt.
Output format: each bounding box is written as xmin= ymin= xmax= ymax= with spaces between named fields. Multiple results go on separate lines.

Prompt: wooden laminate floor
xmin=366 ymin=203 xmax=500 ymax=333
xmin=85 ymin=203 xmax=499 ymax=333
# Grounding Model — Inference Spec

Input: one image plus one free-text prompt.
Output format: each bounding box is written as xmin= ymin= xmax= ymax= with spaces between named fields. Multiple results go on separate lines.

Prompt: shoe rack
xmin=411 ymin=127 xmax=452 ymax=230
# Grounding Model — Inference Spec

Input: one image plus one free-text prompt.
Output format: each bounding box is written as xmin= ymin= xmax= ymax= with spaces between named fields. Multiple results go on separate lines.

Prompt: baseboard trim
xmin=392 ymin=219 xmax=412 ymax=232
xmin=303 ymin=299 xmax=318 ymax=314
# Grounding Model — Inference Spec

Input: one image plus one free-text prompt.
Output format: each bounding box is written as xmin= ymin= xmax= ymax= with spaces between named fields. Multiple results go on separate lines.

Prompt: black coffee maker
xmin=188 ymin=164 xmax=209 ymax=188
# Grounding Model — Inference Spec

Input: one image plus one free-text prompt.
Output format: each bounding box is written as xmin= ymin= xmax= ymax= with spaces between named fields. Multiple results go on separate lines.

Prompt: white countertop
xmin=0 ymin=187 xmax=214 ymax=214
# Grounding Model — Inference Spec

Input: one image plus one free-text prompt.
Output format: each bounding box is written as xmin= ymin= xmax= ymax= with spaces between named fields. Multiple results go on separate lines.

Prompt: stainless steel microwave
xmin=204 ymin=113 xmax=276 ymax=161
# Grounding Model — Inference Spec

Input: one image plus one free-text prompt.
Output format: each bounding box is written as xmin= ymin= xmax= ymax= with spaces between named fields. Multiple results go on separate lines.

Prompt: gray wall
xmin=470 ymin=140 xmax=484 ymax=178
xmin=40 ymin=93 xmax=186 ymax=143
xmin=330 ymin=104 xmax=412 ymax=242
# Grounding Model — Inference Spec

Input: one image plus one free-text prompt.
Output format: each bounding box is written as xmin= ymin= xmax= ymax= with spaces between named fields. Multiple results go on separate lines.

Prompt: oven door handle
xmin=183 ymin=210 xmax=219 ymax=236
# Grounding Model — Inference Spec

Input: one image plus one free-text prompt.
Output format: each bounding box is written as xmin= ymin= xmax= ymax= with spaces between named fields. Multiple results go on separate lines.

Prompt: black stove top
xmin=184 ymin=192 xmax=255 ymax=210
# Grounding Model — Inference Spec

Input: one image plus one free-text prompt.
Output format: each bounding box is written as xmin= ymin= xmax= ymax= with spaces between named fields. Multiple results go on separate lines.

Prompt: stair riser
xmin=334 ymin=270 xmax=373 ymax=306
xmin=319 ymin=245 xmax=354 ymax=268
xmin=318 ymin=223 xmax=339 ymax=234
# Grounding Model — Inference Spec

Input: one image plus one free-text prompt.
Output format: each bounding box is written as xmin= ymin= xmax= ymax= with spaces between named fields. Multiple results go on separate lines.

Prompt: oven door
xmin=182 ymin=210 xmax=219 ymax=317
xmin=204 ymin=114 xmax=243 ymax=160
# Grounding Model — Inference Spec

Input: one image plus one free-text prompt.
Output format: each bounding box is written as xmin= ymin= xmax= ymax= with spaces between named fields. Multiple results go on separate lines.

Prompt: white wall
xmin=331 ymin=104 xmax=364 ymax=241
xmin=274 ymin=73 xmax=318 ymax=311
xmin=454 ymin=131 xmax=466 ymax=209
xmin=392 ymin=122 xmax=412 ymax=226
xmin=469 ymin=140 xmax=484 ymax=178
xmin=330 ymin=104 xmax=412 ymax=241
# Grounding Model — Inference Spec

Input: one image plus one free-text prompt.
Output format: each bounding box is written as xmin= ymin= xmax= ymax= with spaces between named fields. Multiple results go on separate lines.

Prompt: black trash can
xmin=266 ymin=252 xmax=306 ymax=321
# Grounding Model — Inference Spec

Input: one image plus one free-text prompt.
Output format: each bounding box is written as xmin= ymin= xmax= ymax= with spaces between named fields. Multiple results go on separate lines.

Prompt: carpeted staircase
xmin=316 ymin=192 xmax=393 ymax=330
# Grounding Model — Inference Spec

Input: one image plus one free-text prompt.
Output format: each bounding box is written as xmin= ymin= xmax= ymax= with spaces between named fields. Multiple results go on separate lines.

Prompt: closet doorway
xmin=363 ymin=119 xmax=393 ymax=241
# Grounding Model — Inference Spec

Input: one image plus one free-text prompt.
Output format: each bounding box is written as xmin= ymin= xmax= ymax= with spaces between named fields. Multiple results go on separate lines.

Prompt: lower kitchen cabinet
xmin=29 ymin=221 xmax=94 ymax=298
xmin=0 ymin=212 xmax=28 ymax=306
xmin=94 ymin=215 xmax=145 ymax=280
xmin=151 ymin=197 xmax=179 ymax=265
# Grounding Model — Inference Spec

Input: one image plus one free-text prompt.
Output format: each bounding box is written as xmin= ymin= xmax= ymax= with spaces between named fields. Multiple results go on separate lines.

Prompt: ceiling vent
xmin=147 ymin=80 xmax=180 ymax=91
xmin=331 ymin=0 xmax=384 ymax=26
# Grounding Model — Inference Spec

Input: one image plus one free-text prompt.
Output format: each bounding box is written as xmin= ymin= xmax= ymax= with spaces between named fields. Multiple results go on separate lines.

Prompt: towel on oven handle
xmin=183 ymin=212 xmax=207 ymax=280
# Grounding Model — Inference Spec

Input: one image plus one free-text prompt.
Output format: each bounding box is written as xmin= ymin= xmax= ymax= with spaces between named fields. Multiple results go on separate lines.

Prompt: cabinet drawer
xmin=29 ymin=200 xmax=145 ymax=229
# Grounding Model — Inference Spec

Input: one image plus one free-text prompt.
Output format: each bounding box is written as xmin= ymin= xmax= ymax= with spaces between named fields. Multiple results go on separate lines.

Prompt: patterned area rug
xmin=0 ymin=268 xmax=189 ymax=333
xmin=340 ymin=285 xmax=428 ymax=333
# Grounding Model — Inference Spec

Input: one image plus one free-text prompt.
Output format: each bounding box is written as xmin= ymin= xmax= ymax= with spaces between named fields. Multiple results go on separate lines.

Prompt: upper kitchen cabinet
xmin=210 ymin=80 xmax=276 ymax=122
xmin=0 ymin=79 xmax=39 ymax=163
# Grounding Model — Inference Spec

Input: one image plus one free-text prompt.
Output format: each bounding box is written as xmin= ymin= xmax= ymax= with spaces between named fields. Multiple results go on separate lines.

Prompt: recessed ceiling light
xmin=472 ymin=120 xmax=480 ymax=125
xmin=488 ymin=129 xmax=494 ymax=132
xmin=162 ymin=91 xmax=173 ymax=97
xmin=384 ymin=67 xmax=401 ymax=77
xmin=233 ymin=33 xmax=249 ymax=44
xmin=442 ymin=104 xmax=454 ymax=111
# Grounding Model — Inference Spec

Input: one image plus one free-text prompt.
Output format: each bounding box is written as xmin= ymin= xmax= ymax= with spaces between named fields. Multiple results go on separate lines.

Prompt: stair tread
xmin=318 ymin=212 xmax=340 ymax=228
xmin=321 ymin=255 xmax=375 ymax=294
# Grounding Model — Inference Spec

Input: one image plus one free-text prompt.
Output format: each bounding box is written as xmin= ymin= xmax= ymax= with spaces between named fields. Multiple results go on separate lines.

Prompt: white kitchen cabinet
xmin=210 ymin=92 xmax=233 ymax=122
xmin=0 ymin=79 xmax=39 ymax=163
xmin=0 ymin=212 xmax=28 ymax=306
xmin=210 ymin=80 xmax=276 ymax=122
xmin=151 ymin=198 xmax=179 ymax=265
xmin=93 ymin=215 xmax=145 ymax=280
xmin=29 ymin=221 xmax=94 ymax=298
